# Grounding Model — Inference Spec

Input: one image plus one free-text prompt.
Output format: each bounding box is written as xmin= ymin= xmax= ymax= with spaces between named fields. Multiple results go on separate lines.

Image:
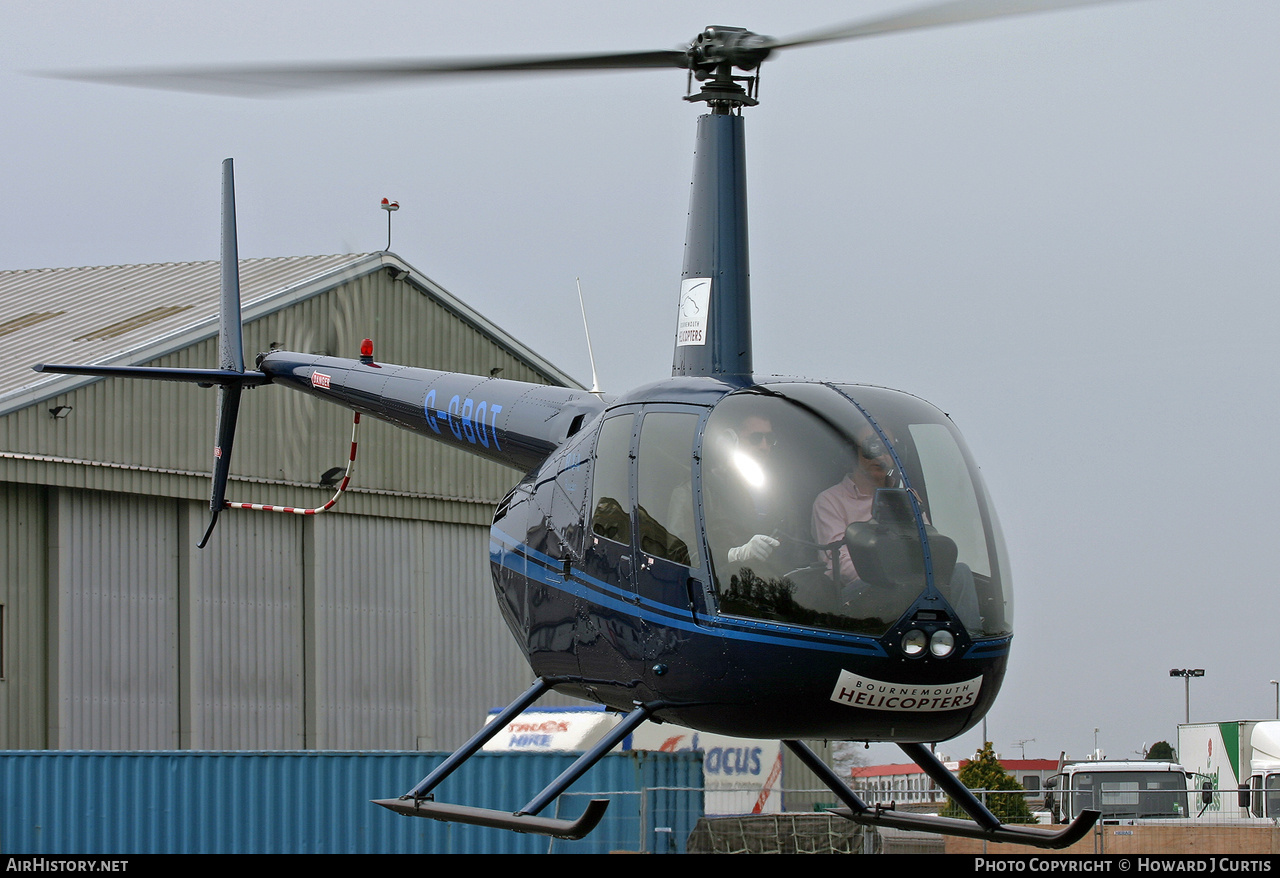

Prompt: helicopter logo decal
xmin=676 ymin=277 xmax=711 ymax=346
xmin=832 ymin=670 xmax=983 ymax=713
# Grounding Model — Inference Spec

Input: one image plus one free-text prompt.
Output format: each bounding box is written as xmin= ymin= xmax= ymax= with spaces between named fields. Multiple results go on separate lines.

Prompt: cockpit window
xmin=590 ymin=414 xmax=633 ymax=544
xmin=700 ymin=384 xmax=1011 ymax=637
xmin=636 ymin=411 xmax=701 ymax=567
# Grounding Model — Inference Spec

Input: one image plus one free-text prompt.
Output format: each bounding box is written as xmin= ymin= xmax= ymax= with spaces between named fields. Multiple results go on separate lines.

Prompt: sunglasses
xmin=858 ymin=438 xmax=888 ymax=459
xmin=744 ymin=431 xmax=777 ymax=448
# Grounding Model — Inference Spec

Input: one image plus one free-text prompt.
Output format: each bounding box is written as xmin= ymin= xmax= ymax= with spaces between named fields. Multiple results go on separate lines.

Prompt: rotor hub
xmin=683 ymin=26 xmax=771 ymax=111
xmin=684 ymin=26 xmax=773 ymax=74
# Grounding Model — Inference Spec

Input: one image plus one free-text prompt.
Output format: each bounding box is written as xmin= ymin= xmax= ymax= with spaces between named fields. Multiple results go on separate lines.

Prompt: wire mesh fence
xmin=557 ymin=785 xmax=1280 ymax=854
xmin=557 ymin=786 xmax=879 ymax=853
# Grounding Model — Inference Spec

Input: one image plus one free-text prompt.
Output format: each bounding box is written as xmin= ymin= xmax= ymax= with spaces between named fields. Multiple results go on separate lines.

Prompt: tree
xmin=940 ymin=742 xmax=1035 ymax=824
xmin=1146 ymin=741 xmax=1176 ymax=761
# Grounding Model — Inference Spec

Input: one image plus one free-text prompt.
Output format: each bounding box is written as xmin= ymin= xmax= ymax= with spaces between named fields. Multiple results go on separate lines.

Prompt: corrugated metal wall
xmin=183 ymin=506 xmax=306 ymax=750
xmin=4 ymin=485 xmax=557 ymax=752
xmin=0 ymin=750 xmax=705 ymax=854
xmin=0 ymin=260 xmax=581 ymax=752
xmin=0 ymin=482 xmax=46 ymax=747
xmin=51 ymin=489 xmax=181 ymax=749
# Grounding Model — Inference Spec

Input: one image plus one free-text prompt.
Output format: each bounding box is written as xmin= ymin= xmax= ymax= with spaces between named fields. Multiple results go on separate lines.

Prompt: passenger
xmin=811 ymin=424 xmax=981 ymax=630
xmin=811 ymin=426 xmax=897 ymax=585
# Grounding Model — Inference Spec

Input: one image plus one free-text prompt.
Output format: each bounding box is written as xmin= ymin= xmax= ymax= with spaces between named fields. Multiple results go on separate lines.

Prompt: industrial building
xmin=851 ymin=757 xmax=1059 ymax=804
xmin=0 ymin=252 xmax=582 ymax=751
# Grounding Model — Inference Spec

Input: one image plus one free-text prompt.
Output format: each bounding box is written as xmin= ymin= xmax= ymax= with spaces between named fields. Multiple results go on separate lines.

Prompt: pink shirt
xmin=812 ymin=477 xmax=927 ymax=584
xmin=811 ymin=475 xmax=872 ymax=584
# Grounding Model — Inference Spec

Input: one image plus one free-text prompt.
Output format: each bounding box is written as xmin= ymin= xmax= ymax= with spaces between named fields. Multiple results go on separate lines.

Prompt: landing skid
xmin=786 ymin=740 xmax=1100 ymax=850
xmin=373 ymin=678 xmax=657 ymax=840
xmin=372 ymin=796 xmax=610 ymax=841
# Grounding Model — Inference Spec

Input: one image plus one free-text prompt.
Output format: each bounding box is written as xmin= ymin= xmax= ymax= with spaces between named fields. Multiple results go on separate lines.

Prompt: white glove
xmin=728 ymin=534 xmax=780 ymax=564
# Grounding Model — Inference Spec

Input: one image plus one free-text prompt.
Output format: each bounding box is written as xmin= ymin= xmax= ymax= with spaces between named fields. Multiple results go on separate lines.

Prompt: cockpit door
xmin=585 ymin=408 xmax=640 ymax=599
xmin=631 ymin=405 xmax=725 ymax=683
xmin=584 ymin=406 xmax=720 ymax=677
xmin=632 ymin=406 xmax=714 ymax=621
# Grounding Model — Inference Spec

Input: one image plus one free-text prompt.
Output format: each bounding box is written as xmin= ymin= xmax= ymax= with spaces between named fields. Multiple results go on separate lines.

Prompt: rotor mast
xmin=672 ymin=28 xmax=768 ymax=380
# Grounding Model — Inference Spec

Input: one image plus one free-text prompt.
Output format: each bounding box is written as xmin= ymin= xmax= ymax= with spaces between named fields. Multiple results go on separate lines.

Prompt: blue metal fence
xmin=0 ymin=750 xmax=703 ymax=854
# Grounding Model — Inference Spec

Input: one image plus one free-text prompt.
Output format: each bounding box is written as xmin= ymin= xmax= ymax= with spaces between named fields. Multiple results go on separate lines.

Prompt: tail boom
xmin=257 ymin=350 xmax=607 ymax=474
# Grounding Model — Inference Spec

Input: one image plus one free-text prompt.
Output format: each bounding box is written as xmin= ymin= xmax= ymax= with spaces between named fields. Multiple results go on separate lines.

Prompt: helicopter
xmin=30 ymin=0 xmax=1121 ymax=849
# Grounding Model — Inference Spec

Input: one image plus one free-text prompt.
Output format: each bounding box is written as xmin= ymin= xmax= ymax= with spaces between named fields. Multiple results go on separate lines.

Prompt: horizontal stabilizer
xmin=33 ymin=363 xmax=270 ymax=387
xmin=372 ymin=797 xmax=610 ymax=840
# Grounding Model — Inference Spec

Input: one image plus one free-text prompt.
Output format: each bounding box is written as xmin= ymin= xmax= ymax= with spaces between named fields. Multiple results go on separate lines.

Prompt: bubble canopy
xmin=700 ymin=383 xmax=1011 ymax=639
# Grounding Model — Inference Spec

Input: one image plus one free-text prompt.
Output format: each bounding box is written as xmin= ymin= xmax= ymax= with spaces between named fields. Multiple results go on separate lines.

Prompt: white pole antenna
xmin=576 ymin=277 xmax=602 ymax=395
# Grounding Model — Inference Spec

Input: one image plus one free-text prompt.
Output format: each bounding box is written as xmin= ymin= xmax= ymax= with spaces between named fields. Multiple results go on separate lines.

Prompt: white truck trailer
xmin=1177 ymin=720 xmax=1280 ymax=819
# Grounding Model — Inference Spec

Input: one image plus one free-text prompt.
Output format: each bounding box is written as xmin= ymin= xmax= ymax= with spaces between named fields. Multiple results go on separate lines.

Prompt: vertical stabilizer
xmin=200 ymin=158 xmax=248 ymax=547
xmin=219 ymin=158 xmax=245 ymax=374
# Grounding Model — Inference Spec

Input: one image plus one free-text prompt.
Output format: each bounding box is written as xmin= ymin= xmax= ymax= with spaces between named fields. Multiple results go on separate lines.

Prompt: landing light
xmin=930 ymin=630 xmax=955 ymax=658
xmin=902 ymin=628 xmax=955 ymax=659
xmin=902 ymin=629 xmax=927 ymax=657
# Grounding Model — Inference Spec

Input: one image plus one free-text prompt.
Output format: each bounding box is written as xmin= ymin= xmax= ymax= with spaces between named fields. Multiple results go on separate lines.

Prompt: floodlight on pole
xmin=1169 ymin=669 xmax=1205 ymax=724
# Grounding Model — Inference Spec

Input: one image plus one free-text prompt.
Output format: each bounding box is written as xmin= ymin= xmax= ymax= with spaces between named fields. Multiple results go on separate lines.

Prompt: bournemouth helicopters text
xmin=33 ymin=0 xmax=1121 ymax=848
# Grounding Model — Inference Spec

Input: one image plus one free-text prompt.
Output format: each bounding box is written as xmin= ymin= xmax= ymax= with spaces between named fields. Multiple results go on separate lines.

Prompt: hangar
xmin=0 ymin=252 xmax=581 ymax=751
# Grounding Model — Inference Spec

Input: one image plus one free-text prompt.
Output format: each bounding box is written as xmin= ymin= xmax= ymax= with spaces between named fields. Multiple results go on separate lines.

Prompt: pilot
xmin=684 ymin=411 xmax=789 ymax=576
xmin=721 ymin=413 xmax=783 ymax=566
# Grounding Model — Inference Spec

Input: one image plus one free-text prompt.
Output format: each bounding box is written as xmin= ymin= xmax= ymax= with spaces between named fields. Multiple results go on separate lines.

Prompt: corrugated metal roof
xmin=0 ymin=252 xmax=582 ymax=415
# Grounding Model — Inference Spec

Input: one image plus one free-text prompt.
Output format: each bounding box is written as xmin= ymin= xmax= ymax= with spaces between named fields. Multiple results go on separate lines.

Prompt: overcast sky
xmin=4 ymin=0 xmax=1279 ymax=769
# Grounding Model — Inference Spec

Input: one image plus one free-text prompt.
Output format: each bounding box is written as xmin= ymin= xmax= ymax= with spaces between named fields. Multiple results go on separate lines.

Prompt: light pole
xmin=1170 ymin=668 xmax=1205 ymax=724
xmin=1270 ymin=680 xmax=1278 ymax=720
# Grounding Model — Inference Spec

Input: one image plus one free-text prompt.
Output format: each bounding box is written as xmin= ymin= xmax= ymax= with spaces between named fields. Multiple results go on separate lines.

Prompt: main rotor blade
xmin=767 ymin=0 xmax=1134 ymax=52
xmin=44 ymin=49 xmax=687 ymax=96
xmin=41 ymin=0 xmax=1142 ymax=98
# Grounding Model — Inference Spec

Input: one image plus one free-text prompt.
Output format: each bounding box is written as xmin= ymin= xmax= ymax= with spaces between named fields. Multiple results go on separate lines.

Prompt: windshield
xmin=1265 ymin=774 xmax=1280 ymax=819
xmin=1071 ymin=771 xmax=1191 ymax=820
xmin=700 ymin=384 xmax=1010 ymax=637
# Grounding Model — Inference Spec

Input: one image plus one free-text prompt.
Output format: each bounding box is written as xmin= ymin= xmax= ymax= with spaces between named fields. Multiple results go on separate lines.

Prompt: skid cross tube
xmin=784 ymin=739 xmax=874 ymax=814
xmin=900 ymin=741 xmax=1000 ymax=831
xmin=406 ymin=677 xmax=552 ymax=801
xmin=785 ymin=739 xmax=1100 ymax=850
